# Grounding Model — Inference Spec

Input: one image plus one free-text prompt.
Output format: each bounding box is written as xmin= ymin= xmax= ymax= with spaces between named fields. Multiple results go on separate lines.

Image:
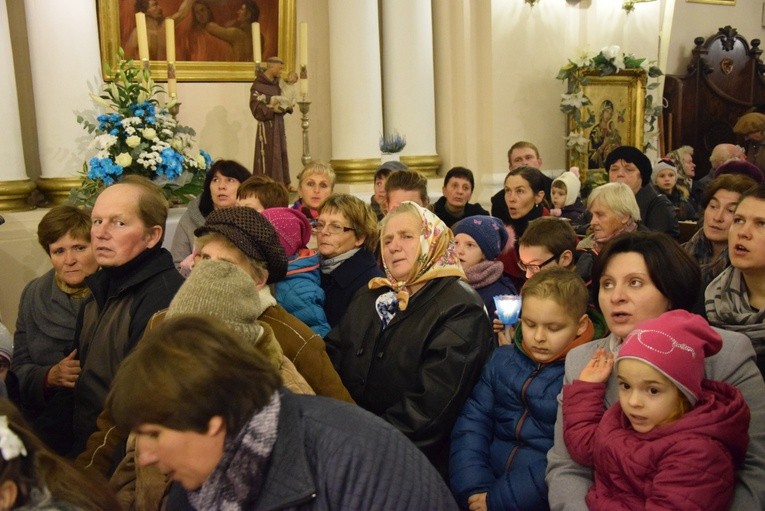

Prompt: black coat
xmin=325 ymin=277 xmax=494 ymax=479
xmin=320 ymin=249 xmax=383 ymax=328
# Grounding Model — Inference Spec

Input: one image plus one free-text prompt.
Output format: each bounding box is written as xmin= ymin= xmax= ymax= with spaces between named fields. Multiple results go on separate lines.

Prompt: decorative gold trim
xmin=97 ymin=0 xmax=297 ymax=82
xmin=331 ymin=154 xmax=442 ymax=183
xmin=0 ymin=180 xmax=36 ymax=211
xmin=687 ymin=0 xmax=735 ymax=5
xmin=37 ymin=177 xmax=84 ymax=206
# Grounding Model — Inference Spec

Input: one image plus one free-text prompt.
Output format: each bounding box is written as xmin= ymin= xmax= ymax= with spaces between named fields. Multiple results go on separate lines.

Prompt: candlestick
xmin=298 ymin=100 xmax=312 ymax=167
xmin=165 ymin=18 xmax=176 ymax=97
xmin=252 ymin=22 xmax=262 ymax=63
xmin=136 ymin=13 xmax=149 ymax=61
xmin=299 ymin=22 xmax=308 ymax=98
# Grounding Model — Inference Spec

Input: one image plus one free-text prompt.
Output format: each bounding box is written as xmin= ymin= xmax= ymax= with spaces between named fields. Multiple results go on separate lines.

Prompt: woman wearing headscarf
xmin=325 ymin=201 xmax=494 ymax=479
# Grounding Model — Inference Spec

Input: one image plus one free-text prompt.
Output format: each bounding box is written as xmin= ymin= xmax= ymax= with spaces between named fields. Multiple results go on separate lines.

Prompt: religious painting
xmin=687 ymin=0 xmax=735 ymax=5
xmin=97 ymin=0 xmax=296 ymax=81
xmin=566 ymin=70 xmax=646 ymax=175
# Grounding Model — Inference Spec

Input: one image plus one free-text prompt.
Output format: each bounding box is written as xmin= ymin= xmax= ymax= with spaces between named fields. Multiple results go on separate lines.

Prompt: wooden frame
xmin=687 ymin=0 xmax=735 ymax=5
xmin=567 ymin=70 xmax=646 ymax=173
xmin=97 ymin=0 xmax=296 ymax=82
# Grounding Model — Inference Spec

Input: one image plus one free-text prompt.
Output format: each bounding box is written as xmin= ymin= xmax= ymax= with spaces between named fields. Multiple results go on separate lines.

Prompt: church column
xmin=24 ymin=0 xmax=102 ymax=204
xmin=381 ymin=0 xmax=440 ymax=178
xmin=327 ymin=0 xmax=384 ymax=183
xmin=0 ymin=0 xmax=35 ymax=211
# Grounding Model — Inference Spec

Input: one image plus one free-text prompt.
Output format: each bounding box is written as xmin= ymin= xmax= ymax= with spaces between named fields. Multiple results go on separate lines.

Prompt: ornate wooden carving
xmin=662 ymin=27 xmax=765 ymax=178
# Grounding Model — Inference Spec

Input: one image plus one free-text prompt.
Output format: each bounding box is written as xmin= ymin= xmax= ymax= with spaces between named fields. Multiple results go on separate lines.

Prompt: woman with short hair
xmin=577 ymin=182 xmax=641 ymax=254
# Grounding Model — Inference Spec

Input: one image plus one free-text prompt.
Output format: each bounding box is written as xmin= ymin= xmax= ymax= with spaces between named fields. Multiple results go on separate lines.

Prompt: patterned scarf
xmin=320 ymin=247 xmax=360 ymax=274
xmin=369 ymin=202 xmax=465 ymax=313
xmin=682 ymin=228 xmax=729 ymax=288
xmin=54 ymin=273 xmax=91 ymax=300
xmin=187 ymin=391 xmax=281 ymax=510
xmin=706 ymin=266 xmax=765 ymax=355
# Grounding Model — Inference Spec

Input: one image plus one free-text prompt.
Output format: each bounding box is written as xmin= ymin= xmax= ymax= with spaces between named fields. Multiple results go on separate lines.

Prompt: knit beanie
xmin=605 ymin=146 xmax=653 ymax=186
xmin=260 ymin=207 xmax=312 ymax=257
xmin=651 ymin=160 xmax=677 ymax=185
xmin=0 ymin=322 xmax=11 ymax=363
xmin=167 ymin=259 xmax=282 ymax=369
xmin=617 ymin=310 xmax=722 ymax=405
xmin=552 ymin=168 xmax=581 ymax=207
xmin=733 ymin=112 xmax=765 ymax=135
xmin=452 ymin=215 xmax=513 ymax=261
xmin=195 ymin=206 xmax=287 ymax=284
xmin=714 ymin=159 xmax=765 ymax=184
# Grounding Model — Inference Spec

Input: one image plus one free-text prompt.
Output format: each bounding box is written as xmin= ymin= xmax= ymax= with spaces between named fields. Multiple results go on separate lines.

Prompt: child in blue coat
xmin=450 ymin=267 xmax=605 ymax=510
xmin=261 ymin=208 xmax=331 ymax=337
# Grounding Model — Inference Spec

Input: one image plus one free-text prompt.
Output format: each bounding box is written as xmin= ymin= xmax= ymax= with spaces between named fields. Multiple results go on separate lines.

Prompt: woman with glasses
xmin=316 ymin=194 xmax=383 ymax=328
xmin=325 ymin=201 xmax=494 ymax=479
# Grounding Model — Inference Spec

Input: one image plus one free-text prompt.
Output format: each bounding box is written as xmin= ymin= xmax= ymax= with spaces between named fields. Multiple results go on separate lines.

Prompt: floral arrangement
xmin=73 ymin=50 xmax=211 ymax=206
xmin=557 ymin=45 xmax=663 ymax=159
xmin=379 ymin=130 xmax=407 ymax=154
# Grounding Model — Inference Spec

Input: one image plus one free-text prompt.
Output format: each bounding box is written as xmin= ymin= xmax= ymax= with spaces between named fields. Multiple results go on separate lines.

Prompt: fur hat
xmin=617 ymin=310 xmax=722 ymax=405
xmin=167 ymin=259 xmax=282 ymax=369
xmin=0 ymin=322 xmax=11 ymax=364
xmin=452 ymin=215 xmax=514 ymax=261
xmin=195 ymin=206 xmax=287 ymax=284
xmin=651 ymin=160 xmax=677 ymax=185
xmin=714 ymin=159 xmax=765 ymax=184
xmin=605 ymin=146 xmax=653 ymax=186
xmin=733 ymin=112 xmax=765 ymax=135
xmin=260 ymin=207 xmax=312 ymax=257
xmin=552 ymin=167 xmax=581 ymax=207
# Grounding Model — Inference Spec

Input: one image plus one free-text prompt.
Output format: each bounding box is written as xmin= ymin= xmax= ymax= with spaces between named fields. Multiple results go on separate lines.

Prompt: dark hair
xmin=237 ymin=176 xmax=289 ymax=209
xmin=443 ymin=167 xmax=475 ymax=190
xmin=199 ymin=160 xmax=252 ymax=216
xmin=385 ymin=170 xmax=429 ymax=204
xmin=37 ymin=205 xmax=92 ymax=254
xmin=519 ymin=217 xmax=577 ymax=265
xmin=242 ymin=2 xmax=260 ymax=23
xmin=591 ymin=231 xmax=701 ymax=312
xmin=604 ymin=146 xmax=652 ymax=187
xmin=738 ymin=183 xmax=765 ymax=203
xmin=0 ymin=399 xmax=119 ymax=509
xmin=107 ymin=315 xmax=281 ymax=435
xmin=374 ymin=161 xmax=408 ymax=182
xmin=505 ymin=166 xmax=547 ymax=195
xmin=701 ymin=174 xmax=758 ymax=209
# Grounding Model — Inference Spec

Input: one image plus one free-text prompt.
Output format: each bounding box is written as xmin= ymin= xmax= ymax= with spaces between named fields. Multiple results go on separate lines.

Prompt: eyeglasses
xmin=517 ymin=253 xmax=558 ymax=274
xmin=312 ymin=221 xmax=356 ymax=235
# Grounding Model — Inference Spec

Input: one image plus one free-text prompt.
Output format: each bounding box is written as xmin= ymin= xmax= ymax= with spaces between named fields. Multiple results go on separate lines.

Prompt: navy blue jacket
xmin=320 ymin=249 xmax=383 ymax=328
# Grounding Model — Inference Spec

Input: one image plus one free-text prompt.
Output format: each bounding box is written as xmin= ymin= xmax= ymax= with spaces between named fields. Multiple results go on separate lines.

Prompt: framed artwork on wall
xmin=687 ymin=0 xmax=735 ymax=5
xmin=566 ymin=70 xmax=646 ymax=176
xmin=96 ymin=0 xmax=296 ymax=82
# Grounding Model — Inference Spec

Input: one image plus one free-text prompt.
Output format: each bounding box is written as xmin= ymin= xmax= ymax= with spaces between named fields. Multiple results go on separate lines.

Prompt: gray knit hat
xmin=167 ymin=259 xmax=282 ymax=368
xmin=195 ymin=206 xmax=288 ymax=284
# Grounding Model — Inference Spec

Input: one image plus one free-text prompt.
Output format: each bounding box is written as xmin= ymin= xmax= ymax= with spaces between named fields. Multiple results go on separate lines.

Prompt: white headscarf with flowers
xmin=369 ymin=202 xmax=465 ymax=317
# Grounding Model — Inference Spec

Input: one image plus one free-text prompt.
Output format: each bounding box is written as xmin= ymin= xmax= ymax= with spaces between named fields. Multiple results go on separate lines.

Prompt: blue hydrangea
xmin=87 ymin=157 xmax=124 ymax=185
xmin=200 ymin=150 xmax=213 ymax=169
xmin=158 ymin=148 xmax=184 ymax=181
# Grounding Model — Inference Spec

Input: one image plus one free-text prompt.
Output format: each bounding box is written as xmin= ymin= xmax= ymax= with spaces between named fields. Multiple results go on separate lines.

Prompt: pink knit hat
xmin=260 ymin=207 xmax=312 ymax=257
xmin=617 ymin=310 xmax=722 ymax=405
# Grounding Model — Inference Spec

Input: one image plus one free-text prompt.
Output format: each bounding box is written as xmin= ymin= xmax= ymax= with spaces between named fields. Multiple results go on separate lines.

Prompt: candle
xmin=299 ymin=22 xmax=308 ymax=96
xmin=251 ymin=22 xmax=262 ymax=64
xmin=165 ymin=18 xmax=176 ymax=97
xmin=135 ymin=13 xmax=149 ymax=61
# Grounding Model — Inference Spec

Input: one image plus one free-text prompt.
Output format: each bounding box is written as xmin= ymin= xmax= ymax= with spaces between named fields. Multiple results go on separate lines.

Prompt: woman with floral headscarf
xmin=324 ymin=201 xmax=494 ymax=480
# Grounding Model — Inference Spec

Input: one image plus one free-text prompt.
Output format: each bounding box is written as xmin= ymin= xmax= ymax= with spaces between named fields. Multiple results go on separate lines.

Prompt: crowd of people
xmin=0 ymin=129 xmax=764 ymax=509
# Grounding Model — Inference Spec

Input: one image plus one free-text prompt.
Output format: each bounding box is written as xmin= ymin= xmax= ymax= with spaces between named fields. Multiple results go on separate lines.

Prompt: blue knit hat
xmin=452 ymin=215 xmax=512 ymax=261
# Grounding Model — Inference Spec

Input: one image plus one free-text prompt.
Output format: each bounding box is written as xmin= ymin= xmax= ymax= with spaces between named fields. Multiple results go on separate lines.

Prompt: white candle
xmin=165 ymin=18 xmax=176 ymax=96
xmin=251 ymin=22 xmax=261 ymax=63
xmin=299 ymin=22 xmax=308 ymax=96
xmin=135 ymin=13 xmax=149 ymax=61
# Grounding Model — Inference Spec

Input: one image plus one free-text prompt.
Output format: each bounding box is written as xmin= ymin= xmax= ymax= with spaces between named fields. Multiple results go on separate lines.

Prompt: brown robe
xmin=250 ymin=73 xmax=291 ymax=184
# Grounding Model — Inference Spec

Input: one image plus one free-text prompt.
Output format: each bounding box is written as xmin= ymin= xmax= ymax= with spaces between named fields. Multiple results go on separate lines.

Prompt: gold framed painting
xmin=97 ymin=0 xmax=296 ymax=82
xmin=566 ymin=70 xmax=646 ymax=174
xmin=687 ymin=0 xmax=735 ymax=5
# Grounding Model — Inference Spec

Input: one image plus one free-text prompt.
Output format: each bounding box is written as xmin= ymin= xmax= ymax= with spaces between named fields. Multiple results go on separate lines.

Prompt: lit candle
xmin=135 ymin=13 xmax=149 ymax=61
xmin=251 ymin=22 xmax=262 ymax=64
xmin=299 ymin=22 xmax=308 ymax=97
xmin=165 ymin=18 xmax=176 ymax=97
